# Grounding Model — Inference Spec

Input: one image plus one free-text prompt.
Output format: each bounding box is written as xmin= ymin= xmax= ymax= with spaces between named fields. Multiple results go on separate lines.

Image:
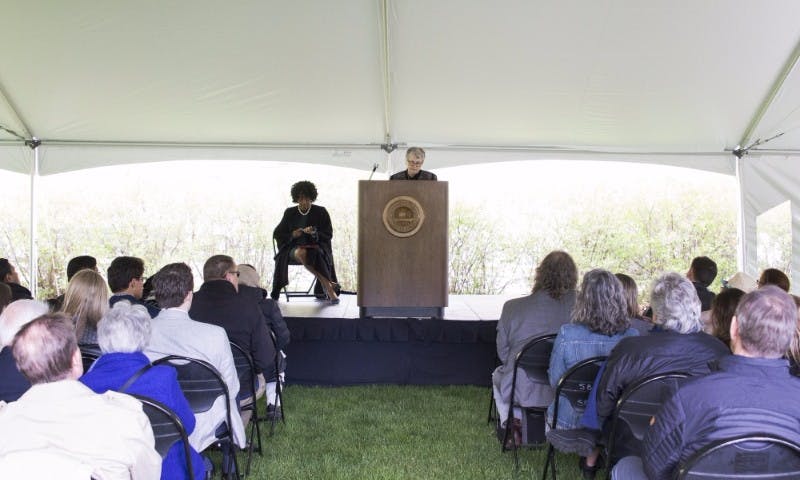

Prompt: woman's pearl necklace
xmin=298 ymin=205 xmax=311 ymax=216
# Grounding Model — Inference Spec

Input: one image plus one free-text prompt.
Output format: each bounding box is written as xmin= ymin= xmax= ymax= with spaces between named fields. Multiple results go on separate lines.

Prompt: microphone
xmin=368 ymin=163 xmax=379 ymax=180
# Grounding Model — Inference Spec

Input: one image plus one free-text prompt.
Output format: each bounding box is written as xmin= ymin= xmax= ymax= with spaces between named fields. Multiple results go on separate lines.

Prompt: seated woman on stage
xmin=271 ymin=180 xmax=340 ymax=304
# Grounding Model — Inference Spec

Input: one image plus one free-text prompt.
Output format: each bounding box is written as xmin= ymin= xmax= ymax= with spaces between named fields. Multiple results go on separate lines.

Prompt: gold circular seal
xmin=382 ymin=195 xmax=425 ymax=238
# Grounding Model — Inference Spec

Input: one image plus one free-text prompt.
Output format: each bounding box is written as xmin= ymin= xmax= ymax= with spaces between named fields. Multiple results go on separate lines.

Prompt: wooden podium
xmin=358 ymin=180 xmax=448 ymax=318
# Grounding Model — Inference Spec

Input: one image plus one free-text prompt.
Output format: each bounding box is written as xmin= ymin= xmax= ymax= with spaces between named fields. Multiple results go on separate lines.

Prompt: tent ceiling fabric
xmin=1 ymin=0 xmax=800 ymax=175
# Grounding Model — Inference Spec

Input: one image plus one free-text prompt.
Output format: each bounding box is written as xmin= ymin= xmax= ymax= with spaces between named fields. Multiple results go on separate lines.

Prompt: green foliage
xmin=0 ymin=162 xmax=786 ymax=301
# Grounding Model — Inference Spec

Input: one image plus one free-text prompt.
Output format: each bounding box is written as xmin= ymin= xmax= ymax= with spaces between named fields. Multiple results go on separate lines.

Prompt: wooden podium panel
xmin=358 ymin=180 xmax=448 ymax=317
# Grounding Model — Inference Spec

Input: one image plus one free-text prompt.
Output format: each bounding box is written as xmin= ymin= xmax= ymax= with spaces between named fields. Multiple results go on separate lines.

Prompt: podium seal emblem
xmin=383 ymin=196 xmax=425 ymax=238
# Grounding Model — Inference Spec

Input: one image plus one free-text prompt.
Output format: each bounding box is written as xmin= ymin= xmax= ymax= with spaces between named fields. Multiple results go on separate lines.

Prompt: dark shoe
xmin=546 ymin=428 xmax=600 ymax=456
xmin=330 ymin=297 xmax=340 ymax=305
xmin=500 ymin=418 xmax=522 ymax=450
xmin=578 ymin=455 xmax=605 ymax=480
xmin=266 ymin=403 xmax=283 ymax=421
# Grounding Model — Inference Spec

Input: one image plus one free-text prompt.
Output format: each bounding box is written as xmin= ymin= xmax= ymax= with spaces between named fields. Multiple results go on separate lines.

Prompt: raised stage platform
xmin=278 ymin=294 xmax=516 ymax=387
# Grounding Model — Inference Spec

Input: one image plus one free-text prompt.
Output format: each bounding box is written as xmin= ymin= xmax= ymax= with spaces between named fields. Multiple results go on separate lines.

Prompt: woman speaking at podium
xmin=389 ymin=147 xmax=438 ymax=180
xmin=271 ymin=181 xmax=340 ymax=304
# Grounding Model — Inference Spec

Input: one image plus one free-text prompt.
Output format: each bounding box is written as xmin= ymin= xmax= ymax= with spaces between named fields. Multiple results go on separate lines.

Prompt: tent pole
xmin=734 ymin=155 xmax=746 ymax=273
xmin=28 ymin=141 xmax=39 ymax=298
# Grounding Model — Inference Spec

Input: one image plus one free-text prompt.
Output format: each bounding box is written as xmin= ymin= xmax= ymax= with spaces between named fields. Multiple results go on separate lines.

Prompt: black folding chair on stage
xmin=273 ymin=237 xmax=317 ymax=302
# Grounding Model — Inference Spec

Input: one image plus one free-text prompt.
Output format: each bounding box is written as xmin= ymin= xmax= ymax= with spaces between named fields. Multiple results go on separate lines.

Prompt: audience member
xmin=81 ymin=301 xmax=206 ymax=480
xmin=189 ymin=255 xmax=276 ymax=401
xmin=708 ymin=287 xmax=745 ymax=347
xmin=615 ymin=273 xmax=651 ymax=335
xmin=0 ymin=313 xmax=161 ymax=479
xmin=722 ymin=271 xmax=757 ymax=292
xmin=492 ymin=251 xmax=578 ymax=437
xmin=0 ymin=300 xmax=49 ymax=402
xmin=0 ymin=258 xmax=32 ymax=301
xmin=548 ymin=269 xmax=638 ymax=432
xmin=238 ymin=263 xmax=289 ymax=415
xmin=144 ymin=262 xmax=245 ymax=452
xmin=0 ymin=283 xmax=11 ymax=313
xmin=578 ymin=272 xmax=729 ymax=475
xmin=60 ymin=269 xmax=109 ymax=345
xmin=48 ymin=255 xmax=98 ymax=311
xmin=389 ymin=146 xmax=438 ymax=180
xmin=686 ymin=256 xmax=717 ymax=311
xmin=107 ymin=256 xmax=160 ymax=318
xmin=612 ymin=286 xmax=800 ymax=479
xmin=758 ymin=267 xmax=790 ymax=292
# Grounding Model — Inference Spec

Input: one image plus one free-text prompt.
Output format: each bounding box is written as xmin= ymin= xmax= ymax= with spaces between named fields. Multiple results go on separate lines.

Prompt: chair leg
xmin=541 ymin=444 xmax=557 ymax=480
xmin=487 ymin=389 xmax=496 ymax=424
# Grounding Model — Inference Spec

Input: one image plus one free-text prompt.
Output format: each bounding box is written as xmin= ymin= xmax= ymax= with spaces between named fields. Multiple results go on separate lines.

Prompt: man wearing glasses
xmin=390 ymin=147 xmax=438 ymax=180
xmin=190 ymin=255 xmax=275 ymax=404
xmin=107 ymin=256 xmax=160 ymax=318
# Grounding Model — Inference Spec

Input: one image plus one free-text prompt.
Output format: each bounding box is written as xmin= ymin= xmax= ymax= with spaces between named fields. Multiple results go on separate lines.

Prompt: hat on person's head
xmin=722 ymin=272 xmax=757 ymax=293
xmin=237 ymin=264 xmax=260 ymax=288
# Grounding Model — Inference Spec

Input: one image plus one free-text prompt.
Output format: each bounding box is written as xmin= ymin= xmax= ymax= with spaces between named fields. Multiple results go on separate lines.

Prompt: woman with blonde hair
xmin=60 ymin=269 xmax=109 ymax=345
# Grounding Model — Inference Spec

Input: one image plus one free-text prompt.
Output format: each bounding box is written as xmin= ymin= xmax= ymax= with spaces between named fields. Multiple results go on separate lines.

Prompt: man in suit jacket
xmin=389 ymin=146 xmax=438 ymax=180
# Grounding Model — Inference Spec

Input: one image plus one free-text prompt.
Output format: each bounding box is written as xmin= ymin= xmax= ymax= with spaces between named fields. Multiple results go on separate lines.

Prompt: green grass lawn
xmin=236 ymin=385 xmax=587 ymax=480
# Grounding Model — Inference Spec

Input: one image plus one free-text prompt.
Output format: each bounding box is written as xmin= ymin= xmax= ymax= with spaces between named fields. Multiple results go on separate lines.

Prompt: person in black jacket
xmin=189 ymin=255 xmax=276 ymax=402
xmin=0 ymin=258 xmax=32 ymax=302
xmin=271 ymin=181 xmax=339 ymax=303
xmin=237 ymin=264 xmax=288 ymax=414
xmin=612 ymin=286 xmax=800 ymax=480
xmin=389 ymin=147 xmax=438 ymax=180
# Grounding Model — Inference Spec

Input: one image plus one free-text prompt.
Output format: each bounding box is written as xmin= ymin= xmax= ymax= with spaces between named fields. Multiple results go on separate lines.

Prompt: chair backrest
xmin=230 ymin=341 xmax=257 ymax=401
xmin=129 ymin=393 xmax=195 ymax=480
xmin=606 ymin=372 xmax=690 ymax=462
xmin=508 ymin=334 xmax=556 ymax=410
xmin=151 ymin=355 xmax=232 ymax=427
xmin=676 ymin=434 xmax=800 ymax=479
xmin=550 ymin=356 xmax=606 ymax=429
xmin=79 ymin=344 xmax=101 ymax=373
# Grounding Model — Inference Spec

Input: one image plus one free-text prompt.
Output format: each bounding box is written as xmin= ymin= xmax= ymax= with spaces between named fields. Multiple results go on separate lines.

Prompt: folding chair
xmin=541 ymin=356 xmax=606 ymax=480
xmin=79 ymin=343 xmax=101 ymax=373
xmin=273 ymin=237 xmax=317 ymax=302
xmin=604 ymin=372 xmax=690 ymax=476
xmin=129 ymin=393 xmax=195 ymax=480
xmin=676 ymin=434 xmax=800 ymax=479
xmin=499 ymin=333 xmax=557 ymax=469
xmin=230 ymin=341 xmax=262 ymax=476
xmin=152 ymin=355 xmax=240 ymax=480
xmin=266 ymin=330 xmax=286 ymax=435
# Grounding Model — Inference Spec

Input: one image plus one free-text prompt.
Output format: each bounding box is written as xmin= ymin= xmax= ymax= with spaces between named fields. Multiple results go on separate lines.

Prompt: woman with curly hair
xmin=547 ymin=269 xmax=638 ymax=431
xmin=492 ymin=251 xmax=578 ymax=440
xmin=271 ymin=180 xmax=339 ymax=303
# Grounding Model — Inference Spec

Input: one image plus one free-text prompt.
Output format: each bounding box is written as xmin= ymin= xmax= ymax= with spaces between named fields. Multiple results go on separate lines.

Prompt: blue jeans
xmin=611 ymin=456 xmax=648 ymax=480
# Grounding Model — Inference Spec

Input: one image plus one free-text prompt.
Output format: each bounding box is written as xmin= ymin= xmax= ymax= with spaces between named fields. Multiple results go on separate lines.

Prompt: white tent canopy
xmin=1 ymin=1 xmax=799 ymax=291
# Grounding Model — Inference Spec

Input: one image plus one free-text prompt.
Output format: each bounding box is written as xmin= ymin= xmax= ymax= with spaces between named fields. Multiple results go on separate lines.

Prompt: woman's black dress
xmin=271 ymin=204 xmax=338 ymax=299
